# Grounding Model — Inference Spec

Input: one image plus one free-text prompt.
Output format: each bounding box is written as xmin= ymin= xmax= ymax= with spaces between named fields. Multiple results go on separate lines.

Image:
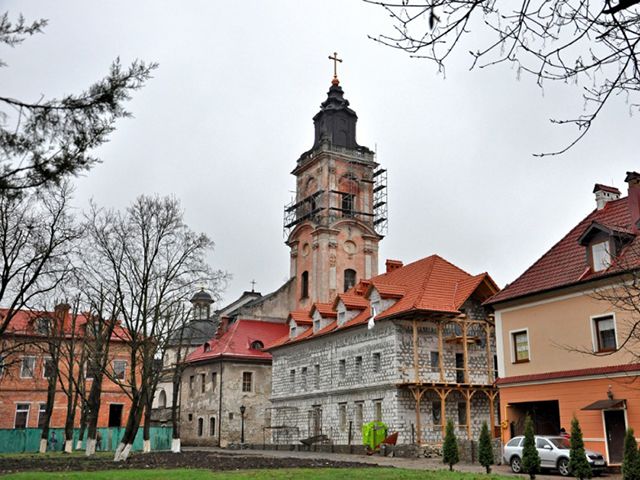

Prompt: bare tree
xmin=0 ymin=13 xmax=156 ymax=192
xmin=0 ymin=184 xmax=78 ymax=364
xmin=86 ymin=195 xmax=223 ymax=461
xmin=364 ymin=0 xmax=640 ymax=155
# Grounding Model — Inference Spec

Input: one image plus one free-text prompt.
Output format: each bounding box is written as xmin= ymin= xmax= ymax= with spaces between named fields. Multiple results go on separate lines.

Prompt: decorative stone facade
xmin=270 ymin=305 xmax=499 ymax=446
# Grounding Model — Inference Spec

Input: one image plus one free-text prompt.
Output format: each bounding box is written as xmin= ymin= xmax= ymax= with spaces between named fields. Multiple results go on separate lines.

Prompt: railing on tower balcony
xmin=283 ymin=168 xmax=388 ymax=238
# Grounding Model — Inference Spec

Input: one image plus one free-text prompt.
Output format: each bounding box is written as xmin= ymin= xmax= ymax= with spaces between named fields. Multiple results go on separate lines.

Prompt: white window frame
xmin=509 ymin=328 xmax=531 ymax=363
xmin=20 ymin=356 xmax=36 ymax=378
xmin=242 ymin=371 xmax=253 ymax=393
xmin=113 ymin=360 xmax=127 ymax=380
xmin=591 ymin=313 xmax=618 ymax=353
xmin=38 ymin=402 xmax=47 ymax=428
xmin=592 ymin=241 xmax=611 ymax=272
xmin=14 ymin=403 xmax=30 ymax=428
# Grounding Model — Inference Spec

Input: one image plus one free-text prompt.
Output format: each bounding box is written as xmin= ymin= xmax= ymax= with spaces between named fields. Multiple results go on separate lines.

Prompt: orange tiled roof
xmin=266 ymin=254 xmax=497 ymax=350
xmin=289 ymin=310 xmax=313 ymax=325
xmin=487 ymin=195 xmax=640 ymax=305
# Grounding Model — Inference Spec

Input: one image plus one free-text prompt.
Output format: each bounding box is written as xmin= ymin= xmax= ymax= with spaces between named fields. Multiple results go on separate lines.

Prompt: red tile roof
xmin=497 ymin=363 xmax=640 ymax=385
xmin=266 ymin=254 xmax=498 ymax=350
xmin=1 ymin=308 xmax=129 ymax=341
xmin=488 ymin=196 xmax=640 ymax=305
xmin=371 ymin=255 xmax=497 ymax=320
xmin=289 ymin=310 xmax=313 ymax=325
xmin=311 ymin=303 xmax=337 ymax=318
xmin=186 ymin=319 xmax=289 ymax=363
xmin=333 ymin=293 xmax=368 ymax=310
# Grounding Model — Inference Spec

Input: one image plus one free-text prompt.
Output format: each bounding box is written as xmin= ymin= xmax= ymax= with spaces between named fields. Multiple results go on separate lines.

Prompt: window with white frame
xmin=512 ymin=330 xmax=530 ymax=363
xmin=242 ymin=371 xmax=253 ymax=392
xmin=38 ymin=403 xmax=47 ymax=429
xmin=313 ymin=318 xmax=321 ymax=332
xmin=113 ymin=360 xmax=126 ymax=380
xmin=15 ymin=403 xmax=29 ymax=428
xmin=594 ymin=315 xmax=617 ymax=352
xmin=592 ymin=241 xmax=611 ymax=272
xmin=20 ymin=356 xmax=35 ymax=378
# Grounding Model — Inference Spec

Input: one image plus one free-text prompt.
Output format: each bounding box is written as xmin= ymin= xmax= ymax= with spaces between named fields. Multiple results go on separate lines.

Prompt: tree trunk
xmin=170 ymin=377 xmax=181 ymax=453
xmin=142 ymin=396 xmax=152 ymax=453
xmin=114 ymin=391 xmax=145 ymax=462
xmin=85 ymin=375 xmax=103 ymax=456
xmin=39 ymin=371 xmax=58 ymax=453
xmin=64 ymin=388 xmax=76 ymax=453
xmin=76 ymin=404 xmax=88 ymax=450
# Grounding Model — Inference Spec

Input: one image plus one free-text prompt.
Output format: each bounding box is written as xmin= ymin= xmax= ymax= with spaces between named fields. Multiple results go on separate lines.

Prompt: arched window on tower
xmin=301 ymin=271 xmax=309 ymax=299
xmin=342 ymin=194 xmax=355 ymax=217
xmin=344 ymin=269 xmax=356 ymax=292
xmin=158 ymin=389 xmax=166 ymax=408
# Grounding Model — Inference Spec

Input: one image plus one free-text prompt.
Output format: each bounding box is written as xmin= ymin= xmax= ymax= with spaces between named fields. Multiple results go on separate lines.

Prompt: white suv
xmin=503 ymin=435 xmax=607 ymax=476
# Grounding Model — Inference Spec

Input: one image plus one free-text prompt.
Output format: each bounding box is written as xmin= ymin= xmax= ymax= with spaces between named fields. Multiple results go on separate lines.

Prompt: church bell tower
xmin=283 ymin=54 xmax=388 ymax=308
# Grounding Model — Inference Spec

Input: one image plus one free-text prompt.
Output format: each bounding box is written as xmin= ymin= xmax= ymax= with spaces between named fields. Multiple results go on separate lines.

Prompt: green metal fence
xmin=0 ymin=426 xmax=173 ymax=453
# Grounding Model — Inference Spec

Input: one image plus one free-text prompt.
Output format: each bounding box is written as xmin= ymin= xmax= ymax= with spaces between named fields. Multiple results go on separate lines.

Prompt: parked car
xmin=503 ymin=435 xmax=607 ymax=476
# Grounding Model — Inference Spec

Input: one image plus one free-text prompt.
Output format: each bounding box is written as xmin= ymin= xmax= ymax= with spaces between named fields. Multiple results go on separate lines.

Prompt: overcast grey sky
xmin=2 ymin=0 xmax=637 ymax=305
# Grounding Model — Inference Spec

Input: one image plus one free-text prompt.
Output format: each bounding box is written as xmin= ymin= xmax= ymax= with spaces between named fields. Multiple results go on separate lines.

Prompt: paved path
xmin=185 ymin=446 xmax=620 ymax=479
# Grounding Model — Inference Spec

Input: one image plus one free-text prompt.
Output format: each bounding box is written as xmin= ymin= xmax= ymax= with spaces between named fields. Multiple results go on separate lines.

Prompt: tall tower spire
xmin=283 ymin=57 xmax=388 ymax=308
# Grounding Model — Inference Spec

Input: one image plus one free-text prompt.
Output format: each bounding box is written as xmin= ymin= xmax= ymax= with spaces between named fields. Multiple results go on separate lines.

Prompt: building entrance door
xmin=108 ymin=404 xmax=123 ymax=428
xmin=604 ymin=410 xmax=626 ymax=464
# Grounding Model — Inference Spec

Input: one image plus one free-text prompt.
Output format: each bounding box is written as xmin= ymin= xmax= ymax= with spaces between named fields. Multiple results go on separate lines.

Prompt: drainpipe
xmin=218 ymin=359 xmax=224 ymax=446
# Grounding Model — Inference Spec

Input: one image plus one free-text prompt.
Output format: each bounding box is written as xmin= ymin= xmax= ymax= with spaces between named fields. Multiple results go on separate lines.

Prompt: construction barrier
xmin=0 ymin=426 xmax=173 ymax=453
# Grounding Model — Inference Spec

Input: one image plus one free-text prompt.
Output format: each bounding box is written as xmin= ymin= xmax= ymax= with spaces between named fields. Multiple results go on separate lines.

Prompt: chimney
xmin=593 ymin=184 xmax=621 ymax=210
xmin=625 ymin=171 xmax=640 ymax=232
xmin=385 ymin=259 xmax=403 ymax=273
xmin=54 ymin=303 xmax=71 ymax=331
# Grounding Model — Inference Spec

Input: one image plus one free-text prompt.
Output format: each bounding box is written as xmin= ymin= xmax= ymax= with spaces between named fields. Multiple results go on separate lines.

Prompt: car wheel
xmin=558 ymin=457 xmax=571 ymax=476
xmin=511 ymin=456 xmax=523 ymax=473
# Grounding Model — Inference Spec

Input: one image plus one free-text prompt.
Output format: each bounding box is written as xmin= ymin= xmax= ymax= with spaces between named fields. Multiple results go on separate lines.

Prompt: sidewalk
xmin=185 ymin=446 xmax=620 ymax=478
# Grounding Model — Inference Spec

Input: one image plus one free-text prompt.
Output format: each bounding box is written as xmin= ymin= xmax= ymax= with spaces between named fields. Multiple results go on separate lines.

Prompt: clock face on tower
xmin=343 ymin=240 xmax=357 ymax=255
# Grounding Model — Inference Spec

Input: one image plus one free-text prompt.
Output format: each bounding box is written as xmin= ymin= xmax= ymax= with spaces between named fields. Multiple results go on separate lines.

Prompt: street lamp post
xmin=240 ymin=405 xmax=246 ymax=445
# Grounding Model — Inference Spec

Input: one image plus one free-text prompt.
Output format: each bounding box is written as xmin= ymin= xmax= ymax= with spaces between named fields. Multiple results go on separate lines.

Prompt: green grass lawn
xmin=1 ymin=468 xmax=509 ymax=480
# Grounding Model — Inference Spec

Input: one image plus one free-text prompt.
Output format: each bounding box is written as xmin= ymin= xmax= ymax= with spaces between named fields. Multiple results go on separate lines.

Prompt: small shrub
xmin=442 ymin=419 xmax=459 ymax=471
xmin=522 ymin=415 xmax=541 ymax=480
xmin=622 ymin=428 xmax=640 ymax=480
xmin=478 ymin=421 xmax=494 ymax=474
xmin=569 ymin=416 xmax=592 ymax=480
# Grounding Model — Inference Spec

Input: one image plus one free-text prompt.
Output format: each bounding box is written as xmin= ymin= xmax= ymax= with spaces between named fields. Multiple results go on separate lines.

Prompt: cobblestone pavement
xmin=185 ymin=446 xmax=621 ymax=479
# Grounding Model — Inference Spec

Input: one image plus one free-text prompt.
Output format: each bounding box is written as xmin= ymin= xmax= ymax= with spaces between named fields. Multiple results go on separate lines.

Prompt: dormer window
xmin=313 ymin=318 xmax=321 ymax=332
xmin=203 ymin=342 xmax=211 ymax=352
xmin=290 ymin=324 xmax=297 ymax=338
xmin=250 ymin=340 xmax=264 ymax=350
xmin=591 ymin=241 xmax=611 ymax=272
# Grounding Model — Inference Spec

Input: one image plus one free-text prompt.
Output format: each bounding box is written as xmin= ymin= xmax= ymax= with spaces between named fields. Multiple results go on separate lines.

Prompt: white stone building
xmin=267 ymin=256 xmax=500 ymax=446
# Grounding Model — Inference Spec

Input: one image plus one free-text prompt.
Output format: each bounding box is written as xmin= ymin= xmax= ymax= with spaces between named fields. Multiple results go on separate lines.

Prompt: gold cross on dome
xmin=328 ymin=51 xmax=342 ymax=80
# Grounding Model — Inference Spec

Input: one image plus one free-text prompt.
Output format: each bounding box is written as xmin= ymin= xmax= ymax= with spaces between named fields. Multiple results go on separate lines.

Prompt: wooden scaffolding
xmin=399 ymin=315 xmax=498 ymax=445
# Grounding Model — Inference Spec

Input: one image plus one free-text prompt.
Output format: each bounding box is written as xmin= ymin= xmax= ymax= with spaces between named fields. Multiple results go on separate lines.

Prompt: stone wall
xmin=270 ymin=309 xmax=498 ymax=446
xmin=180 ymin=360 xmax=273 ymax=447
